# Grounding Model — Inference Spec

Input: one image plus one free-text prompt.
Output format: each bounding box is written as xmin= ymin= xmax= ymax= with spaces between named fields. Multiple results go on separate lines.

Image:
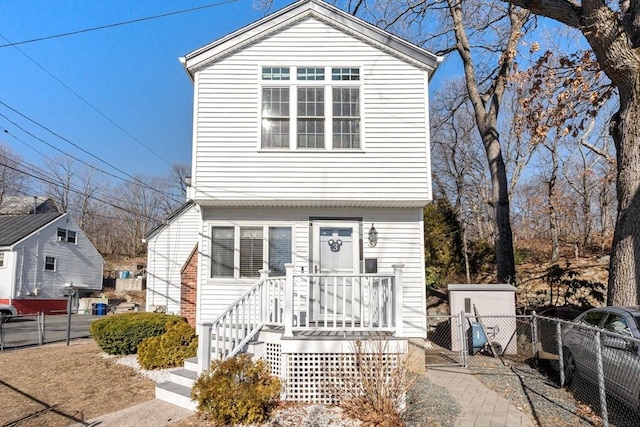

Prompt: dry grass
xmin=0 ymin=339 xmax=155 ymax=427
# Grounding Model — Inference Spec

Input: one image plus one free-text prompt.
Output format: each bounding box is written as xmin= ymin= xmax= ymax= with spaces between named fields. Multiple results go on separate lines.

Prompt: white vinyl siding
xmin=191 ymin=18 xmax=430 ymax=206
xmin=145 ymin=204 xmax=201 ymax=315
xmin=198 ymin=207 xmax=425 ymax=338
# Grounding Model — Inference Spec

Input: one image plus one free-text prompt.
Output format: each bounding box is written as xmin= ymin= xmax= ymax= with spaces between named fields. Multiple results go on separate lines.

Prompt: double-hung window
xmin=45 ymin=256 xmax=56 ymax=271
xmin=57 ymin=228 xmax=77 ymax=244
xmin=260 ymin=66 xmax=361 ymax=150
xmin=0 ymin=252 xmax=4 ymax=268
xmin=210 ymin=226 xmax=292 ymax=279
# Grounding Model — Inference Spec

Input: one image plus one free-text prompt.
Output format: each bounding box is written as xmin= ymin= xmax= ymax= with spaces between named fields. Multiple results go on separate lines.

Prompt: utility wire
xmin=0 ymin=160 xmax=165 ymax=223
xmin=0 ymin=33 xmax=173 ymax=167
xmin=0 ymin=105 xmax=183 ymax=204
xmin=0 ymin=0 xmax=239 ymax=48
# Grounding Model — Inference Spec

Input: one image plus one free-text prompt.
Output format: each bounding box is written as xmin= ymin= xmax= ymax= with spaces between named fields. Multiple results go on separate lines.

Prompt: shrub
xmin=89 ymin=312 xmax=184 ymax=355
xmin=323 ymin=340 xmax=416 ymax=427
xmin=192 ymin=355 xmax=281 ymax=426
xmin=137 ymin=321 xmax=198 ymax=369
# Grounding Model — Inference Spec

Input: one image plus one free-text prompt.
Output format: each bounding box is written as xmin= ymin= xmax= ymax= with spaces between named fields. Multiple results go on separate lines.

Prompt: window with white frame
xmin=44 ymin=256 xmax=56 ymax=271
xmin=210 ymin=226 xmax=292 ymax=279
xmin=57 ymin=228 xmax=77 ymax=244
xmin=261 ymin=66 xmax=361 ymax=150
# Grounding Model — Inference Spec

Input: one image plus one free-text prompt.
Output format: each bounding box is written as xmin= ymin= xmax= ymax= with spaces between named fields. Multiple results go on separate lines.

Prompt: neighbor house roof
xmin=181 ymin=0 xmax=442 ymax=79
xmin=0 ymin=213 xmax=63 ymax=247
xmin=0 ymin=196 xmax=59 ymax=215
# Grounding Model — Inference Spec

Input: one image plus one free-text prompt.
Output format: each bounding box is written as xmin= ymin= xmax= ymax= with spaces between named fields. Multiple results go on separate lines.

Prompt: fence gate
xmin=425 ymin=313 xmax=466 ymax=366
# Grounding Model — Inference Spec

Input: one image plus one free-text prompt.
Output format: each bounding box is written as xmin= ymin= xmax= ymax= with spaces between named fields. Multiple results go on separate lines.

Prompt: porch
xmin=195 ymin=264 xmax=405 ymax=373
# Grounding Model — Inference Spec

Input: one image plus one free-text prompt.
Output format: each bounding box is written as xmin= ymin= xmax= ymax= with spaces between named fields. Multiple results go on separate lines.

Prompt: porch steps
xmin=155 ymin=343 xmax=266 ymax=411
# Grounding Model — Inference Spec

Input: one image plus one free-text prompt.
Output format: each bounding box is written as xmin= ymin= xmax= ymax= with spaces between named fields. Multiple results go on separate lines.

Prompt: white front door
xmin=311 ymin=222 xmax=360 ymax=324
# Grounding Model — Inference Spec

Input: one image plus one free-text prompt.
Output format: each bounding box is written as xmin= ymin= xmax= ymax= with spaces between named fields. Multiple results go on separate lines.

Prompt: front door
xmin=311 ymin=222 xmax=360 ymax=324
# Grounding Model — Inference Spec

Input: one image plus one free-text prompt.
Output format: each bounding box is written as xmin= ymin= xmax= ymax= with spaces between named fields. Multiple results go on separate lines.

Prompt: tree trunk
xmin=607 ymin=81 xmax=640 ymax=305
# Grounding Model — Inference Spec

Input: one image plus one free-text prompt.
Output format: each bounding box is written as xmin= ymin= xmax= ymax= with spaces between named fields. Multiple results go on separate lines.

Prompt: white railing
xmin=198 ymin=264 xmax=404 ymax=372
xmin=197 ymin=271 xmax=284 ymax=373
xmin=283 ymin=263 xmax=404 ymax=337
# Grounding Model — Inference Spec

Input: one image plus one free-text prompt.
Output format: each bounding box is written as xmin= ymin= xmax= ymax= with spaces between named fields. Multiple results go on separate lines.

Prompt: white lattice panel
xmin=266 ymin=342 xmax=281 ymax=377
xmin=284 ymin=352 xmax=399 ymax=403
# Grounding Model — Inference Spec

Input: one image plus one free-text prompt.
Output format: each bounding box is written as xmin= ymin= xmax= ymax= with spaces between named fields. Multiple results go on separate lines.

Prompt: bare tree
xmin=0 ymin=144 xmax=31 ymax=209
xmin=502 ymin=0 xmax=640 ymax=307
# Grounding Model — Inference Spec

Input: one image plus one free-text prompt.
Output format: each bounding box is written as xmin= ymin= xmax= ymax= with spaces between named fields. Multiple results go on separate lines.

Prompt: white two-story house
xmin=155 ymin=0 xmax=441 ymax=408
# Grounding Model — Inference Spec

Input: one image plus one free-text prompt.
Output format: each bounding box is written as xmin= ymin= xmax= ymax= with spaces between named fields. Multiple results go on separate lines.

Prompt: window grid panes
xmin=211 ymin=227 xmax=234 ymax=278
xmin=0 ymin=252 xmax=4 ymax=268
xmin=297 ymin=68 xmax=325 ymax=81
xmin=333 ymin=87 xmax=360 ymax=149
xmin=269 ymin=227 xmax=292 ymax=276
xmin=262 ymin=87 xmax=290 ymax=148
xmin=240 ymin=227 xmax=264 ymax=278
xmin=45 ymin=256 xmax=56 ymax=271
xmin=262 ymin=67 xmax=290 ymax=80
xmin=332 ymin=68 xmax=360 ymax=81
xmin=297 ymin=87 xmax=325 ymax=149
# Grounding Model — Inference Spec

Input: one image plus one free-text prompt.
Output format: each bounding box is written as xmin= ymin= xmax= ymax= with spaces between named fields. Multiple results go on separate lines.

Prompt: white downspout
xmin=18 ymin=247 xmax=25 ymax=297
xmin=33 ymin=232 xmax=40 ymax=292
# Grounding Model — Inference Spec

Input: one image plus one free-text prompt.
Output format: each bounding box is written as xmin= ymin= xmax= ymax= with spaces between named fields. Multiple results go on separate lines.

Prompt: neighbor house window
xmin=44 ymin=256 xmax=56 ymax=271
xmin=210 ymin=226 xmax=292 ymax=279
xmin=57 ymin=228 xmax=77 ymax=244
xmin=260 ymin=66 xmax=361 ymax=150
xmin=0 ymin=252 xmax=4 ymax=268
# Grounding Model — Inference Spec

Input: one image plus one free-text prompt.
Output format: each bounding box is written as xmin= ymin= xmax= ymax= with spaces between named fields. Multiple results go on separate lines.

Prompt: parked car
xmin=562 ymin=306 xmax=640 ymax=411
xmin=0 ymin=303 xmax=18 ymax=323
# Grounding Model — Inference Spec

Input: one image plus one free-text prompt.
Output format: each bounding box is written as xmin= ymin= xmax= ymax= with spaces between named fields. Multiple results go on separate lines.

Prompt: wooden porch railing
xmin=197 ymin=264 xmax=404 ymax=372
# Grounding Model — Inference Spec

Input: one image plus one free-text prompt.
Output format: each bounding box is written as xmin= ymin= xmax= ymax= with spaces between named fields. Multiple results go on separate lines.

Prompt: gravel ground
xmin=471 ymin=362 xmax=603 ymax=427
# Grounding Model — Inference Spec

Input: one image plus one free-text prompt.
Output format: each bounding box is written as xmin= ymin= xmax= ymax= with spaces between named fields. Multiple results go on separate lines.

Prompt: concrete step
xmin=184 ymin=357 xmax=198 ymax=372
xmin=155 ymin=381 xmax=197 ymax=411
xmin=169 ymin=368 xmax=198 ymax=388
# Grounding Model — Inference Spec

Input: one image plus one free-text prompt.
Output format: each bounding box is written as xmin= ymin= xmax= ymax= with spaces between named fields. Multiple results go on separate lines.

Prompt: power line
xmin=0 ymin=160 xmax=165 ymax=223
xmin=0 ymin=34 xmax=174 ymax=168
xmin=0 ymin=105 xmax=183 ymax=204
xmin=0 ymin=0 xmax=240 ymax=48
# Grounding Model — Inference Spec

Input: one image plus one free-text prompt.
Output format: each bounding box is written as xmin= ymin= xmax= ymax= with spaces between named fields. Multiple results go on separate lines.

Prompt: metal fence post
xmin=460 ymin=310 xmax=468 ymax=367
xmin=0 ymin=321 xmax=4 ymax=351
xmin=531 ymin=310 xmax=538 ymax=362
xmin=556 ymin=321 xmax=564 ymax=388
xmin=40 ymin=312 xmax=45 ymax=345
xmin=594 ymin=330 xmax=609 ymax=427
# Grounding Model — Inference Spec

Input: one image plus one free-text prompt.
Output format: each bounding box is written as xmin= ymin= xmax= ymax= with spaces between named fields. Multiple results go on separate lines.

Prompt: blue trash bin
xmin=96 ymin=303 xmax=107 ymax=316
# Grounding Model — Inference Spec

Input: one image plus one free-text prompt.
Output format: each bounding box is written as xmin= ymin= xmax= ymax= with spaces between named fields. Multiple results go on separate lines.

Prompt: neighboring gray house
xmin=156 ymin=0 xmax=441 ymax=408
xmin=0 ymin=196 xmax=59 ymax=215
xmin=0 ymin=213 xmax=104 ymax=313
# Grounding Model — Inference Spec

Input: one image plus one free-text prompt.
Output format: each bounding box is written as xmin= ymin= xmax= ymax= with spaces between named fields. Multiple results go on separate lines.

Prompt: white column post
xmin=259 ymin=269 xmax=270 ymax=323
xmin=393 ymin=264 xmax=404 ymax=337
xmin=283 ymin=263 xmax=295 ymax=337
xmin=197 ymin=322 xmax=213 ymax=374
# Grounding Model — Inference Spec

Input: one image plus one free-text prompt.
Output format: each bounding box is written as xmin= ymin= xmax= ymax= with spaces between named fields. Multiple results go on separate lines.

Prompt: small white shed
xmin=448 ymin=284 xmax=517 ymax=355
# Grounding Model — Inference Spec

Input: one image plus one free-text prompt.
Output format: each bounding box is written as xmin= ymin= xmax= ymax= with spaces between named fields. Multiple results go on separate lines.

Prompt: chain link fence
xmin=426 ymin=312 xmax=640 ymax=426
xmin=0 ymin=313 xmax=100 ymax=350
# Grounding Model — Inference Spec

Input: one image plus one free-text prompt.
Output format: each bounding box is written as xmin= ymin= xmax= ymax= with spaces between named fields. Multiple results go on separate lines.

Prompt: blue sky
xmin=0 ymin=0 xmax=293 ymax=181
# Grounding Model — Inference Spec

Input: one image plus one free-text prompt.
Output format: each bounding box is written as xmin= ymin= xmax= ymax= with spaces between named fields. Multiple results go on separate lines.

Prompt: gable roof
xmin=182 ymin=0 xmax=442 ymax=79
xmin=144 ymin=201 xmax=196 ymax=241
xmin=0 ymin=213 xmax=64 ymax=247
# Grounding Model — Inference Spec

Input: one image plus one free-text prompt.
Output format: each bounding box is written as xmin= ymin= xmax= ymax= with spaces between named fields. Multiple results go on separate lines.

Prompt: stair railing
xmin=197 ymin=270 xmax=284 ymax=373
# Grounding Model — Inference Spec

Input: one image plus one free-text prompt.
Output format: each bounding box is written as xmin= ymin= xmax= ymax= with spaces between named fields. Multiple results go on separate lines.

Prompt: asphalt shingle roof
xmin=0 ymin=213 xmax=63 ymax=247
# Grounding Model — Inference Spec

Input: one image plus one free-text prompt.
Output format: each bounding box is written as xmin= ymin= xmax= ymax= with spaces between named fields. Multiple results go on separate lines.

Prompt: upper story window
xmin=57 ymin=228 xmax=77 ymax=244
xmin=261 ymin=66 xmax=361 ymax=151
xmin=0 ymin=252 xmax=4 ymax=268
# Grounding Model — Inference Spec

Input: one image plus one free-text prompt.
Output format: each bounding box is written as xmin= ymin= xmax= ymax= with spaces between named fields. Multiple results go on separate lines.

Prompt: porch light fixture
xmin=368 ymin=224 xmax=378 ymax=247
